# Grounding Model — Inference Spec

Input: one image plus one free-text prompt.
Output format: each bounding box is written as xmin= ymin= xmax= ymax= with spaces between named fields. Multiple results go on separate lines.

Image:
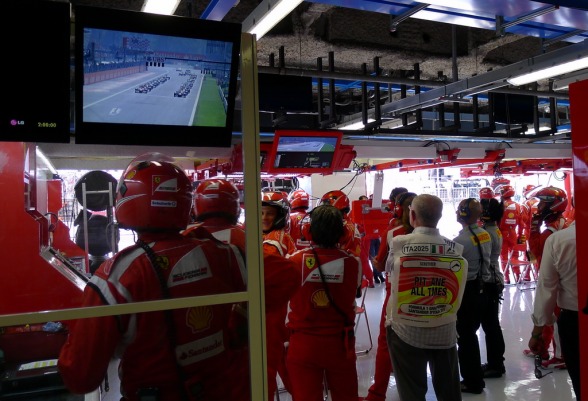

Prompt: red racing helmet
xmin=193 ymin=179 xmax=240 ymax=221
xmin=288 ymin=189 xmax=310 ymax=210
xmin=535 ymin=186 xmax=568 ymax=214
xmin=262 ymin=191 xmax=289 ymax=203
xmin=523 ymin=184 xmax=539 ymax=199
xmin=320 ymin=190 xmax=350 ymax=214
xmin=115 ymin=160 xmax=193 ymax=231
xmin=299 ymin=213 xmax=313 ymax=242
xmin=499 ymin=185 xmax=516 ymax=198
xmin=479 ymin=187 xmax=495 ymax=200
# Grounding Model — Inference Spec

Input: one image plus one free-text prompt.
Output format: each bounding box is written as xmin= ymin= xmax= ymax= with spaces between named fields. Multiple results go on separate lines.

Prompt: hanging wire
xmin=552 ymin=171 xmax=567 ymax=181
xmin=338 ymin=163 xmax=365 ymax=199
xmin=423 ymin=140 xmax=451 ymax=150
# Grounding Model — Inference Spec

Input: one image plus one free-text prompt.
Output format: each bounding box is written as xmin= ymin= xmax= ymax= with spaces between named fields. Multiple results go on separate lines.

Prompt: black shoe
xmin=481 ymin=363 xmax=505 ymax=378
xmin=374 ymin=276 xmax=381 ymax=284
xmin=460 ymin=381 xmax=484 ymax=394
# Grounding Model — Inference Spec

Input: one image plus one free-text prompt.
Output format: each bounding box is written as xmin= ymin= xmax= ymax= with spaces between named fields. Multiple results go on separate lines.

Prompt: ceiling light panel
xmin=241 ymin=0 xmax=303 ymax=40
xmin=141 ymin=0 xmax=180 ymax=15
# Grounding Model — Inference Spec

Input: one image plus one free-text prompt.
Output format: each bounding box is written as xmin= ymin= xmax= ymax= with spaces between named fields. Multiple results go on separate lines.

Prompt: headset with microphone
xmin=393 ymin=192 xmax=417 ymax=219
xmin=458 ymin=198 xmax=478 ymax=223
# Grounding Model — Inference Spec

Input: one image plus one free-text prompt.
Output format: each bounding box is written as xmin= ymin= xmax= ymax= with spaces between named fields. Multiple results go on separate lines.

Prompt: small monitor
xmin=258 ymin=73 xmax=315 ymax=113
xmin=1 ymin=0 xmax=71 ymax=143
xmin=73 ymin=5 xmax=241 ymax=147
xmin=493 ymin=93 xmax=536 ymax=125
xmin=267 ymin=130 xmax=343 ymax=175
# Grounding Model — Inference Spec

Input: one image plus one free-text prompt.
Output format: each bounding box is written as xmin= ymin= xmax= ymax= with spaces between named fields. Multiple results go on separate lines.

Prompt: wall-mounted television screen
xmin=267 ymin=130 xmax=343 ymax=175
xmin=258 ymin=73 xmax=315 ymax=113
xmin=1 ymin=0 xmax=71 ymax=143
xmin=73 ymin=5 xmax=241 ymax=147
xmin=492 ymin=93 xmax=536 ymax=125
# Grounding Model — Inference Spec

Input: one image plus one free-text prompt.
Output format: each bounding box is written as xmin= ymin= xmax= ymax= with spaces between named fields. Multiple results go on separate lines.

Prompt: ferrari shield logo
xmin=305 ymin=256 xmax=316 ymax=269
xmin=155 ymin=255 xmax=170 ymax=270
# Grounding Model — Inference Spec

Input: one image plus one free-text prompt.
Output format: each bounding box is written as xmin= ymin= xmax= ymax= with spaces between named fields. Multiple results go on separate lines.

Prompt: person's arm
xmin=517 ymin=203 xmax=529 ymax=243
xmin=371 ymin=228 xmax=389 ymax=272
xmin=263 ymin=239 xmax=283 ymax=256
xmin=348 ymin=222 xmax=363 ymax=256
xmin=384 ymin=236 xmax=399 ymax=326
xmin=528 ymin=325 xmax=545 ymax=353
xmin=283 ymin=231 xmax=298 ymax=256
xmin=262 ymin=230 xmax=295 ymax=257
xmin=264 ymin=253 xmax=301 ymax=309
xmin=528 ymin=235 xmax=558 ymax=351
xmin=528 ymin=218 xmax=548 ymax=265
xmin=58 ymin=285 xmax=121 ymax=394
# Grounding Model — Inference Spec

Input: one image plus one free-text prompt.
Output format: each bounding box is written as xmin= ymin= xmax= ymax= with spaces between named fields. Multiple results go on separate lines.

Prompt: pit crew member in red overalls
xmin=351 ymin=196 xmax=377 ymax=288
xmin=288 ymin=189 xmax=312 ymax=250
xmin=59 ymin=158 xmax=247 ymax=401
xmin=478 ymin=187 xmax=496 ymax=227
xmin=184 ymin=178 xmax=245 ymax=254
xmin=372 ymin=187 xmax=409 ymax=274
xmin=261 ymin=191 xmax=297 ymax=394
xmin=321 ymin=190 xmax=364 ymax=272
xmin=262 ymin=247 xmax=301 ymax=399
xmin=363 ymin=191 xmax=416 ymax=401
xmin=498 ymin=184 xmax=528 ymax=284
xmin=523 ymin=186 xmax=570 ymax=369
xmin=187 ymin=180 xmax=299 ymax=399
xmin=183 ymin=179 xmax=249 ymax=399
xmin=521 ymin=184 xmax=539 ymax=248
xmin=262 ymin=191 xmax=297 ymax=256
xmin=286 ymin=204 xmax=362 ymax=401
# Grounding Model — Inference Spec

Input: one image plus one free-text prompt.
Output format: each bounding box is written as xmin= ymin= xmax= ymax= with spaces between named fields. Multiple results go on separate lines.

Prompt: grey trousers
xmin=386 ymin=326 xmax=462 ymax=401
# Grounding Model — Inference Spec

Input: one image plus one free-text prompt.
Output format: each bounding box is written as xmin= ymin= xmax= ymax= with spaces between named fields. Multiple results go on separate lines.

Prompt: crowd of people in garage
xmin=57 ymin=154 xmax=580 ymax=401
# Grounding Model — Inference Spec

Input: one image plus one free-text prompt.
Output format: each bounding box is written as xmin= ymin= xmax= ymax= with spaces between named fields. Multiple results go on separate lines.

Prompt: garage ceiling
xmin=69 ymin=0 xmax=588 ymax=133
xmin=39 ymin=0 xmax=587 ymax=169
xmin=70 ymin=0 xmax=588 ymax=81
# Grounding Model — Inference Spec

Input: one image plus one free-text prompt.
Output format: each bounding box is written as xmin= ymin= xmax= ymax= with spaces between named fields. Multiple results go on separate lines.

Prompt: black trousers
xmin=386 ymin=327 xmax=462 ymax=401
xmin=480 ymin=283 xmax=505 ymax=368
xmin=456 ymin=280 xmax=484 ymax=390
xmin=558 ymin=309 xmax=580 ymax=400
xmin=369 ymin=238 xmax=380 ymax=258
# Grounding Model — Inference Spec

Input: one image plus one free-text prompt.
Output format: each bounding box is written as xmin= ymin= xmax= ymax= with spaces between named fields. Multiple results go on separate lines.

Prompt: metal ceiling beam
xmin=496 ymin=5 xmax=559 ymax=36
xmin=379 ymin=39 xmax=588 ymax=116
xmin=333 ymin=86 xmax=567 ymax=131
xmin=543 ymin=29 xmax=587 ymax=47
xmin=528 ymin=0 xmax=588 ymax=12
xmin=389 ymin=3 xmax=430 ymax=33
xmin=552 ymin=68 xmax=588 ymax=91
xmin=200 ymin=0 xmax=240 ymax=21
xmin=256 ymin=65 xmax=444 ymax=87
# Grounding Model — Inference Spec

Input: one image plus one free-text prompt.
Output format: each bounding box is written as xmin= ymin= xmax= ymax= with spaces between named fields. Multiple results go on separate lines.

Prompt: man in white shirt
xmin=528 ymin=222 xmax=579 ymax=400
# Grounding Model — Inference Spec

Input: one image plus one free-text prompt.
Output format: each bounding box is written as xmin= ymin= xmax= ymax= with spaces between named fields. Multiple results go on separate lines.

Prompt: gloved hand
xmin=497 ymin=282 xmax=505 ymax=294
xmin=356 ymin=286 xmax=363 ymax=298
xmin=371 ymin=257 xmax=382 ymax=272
